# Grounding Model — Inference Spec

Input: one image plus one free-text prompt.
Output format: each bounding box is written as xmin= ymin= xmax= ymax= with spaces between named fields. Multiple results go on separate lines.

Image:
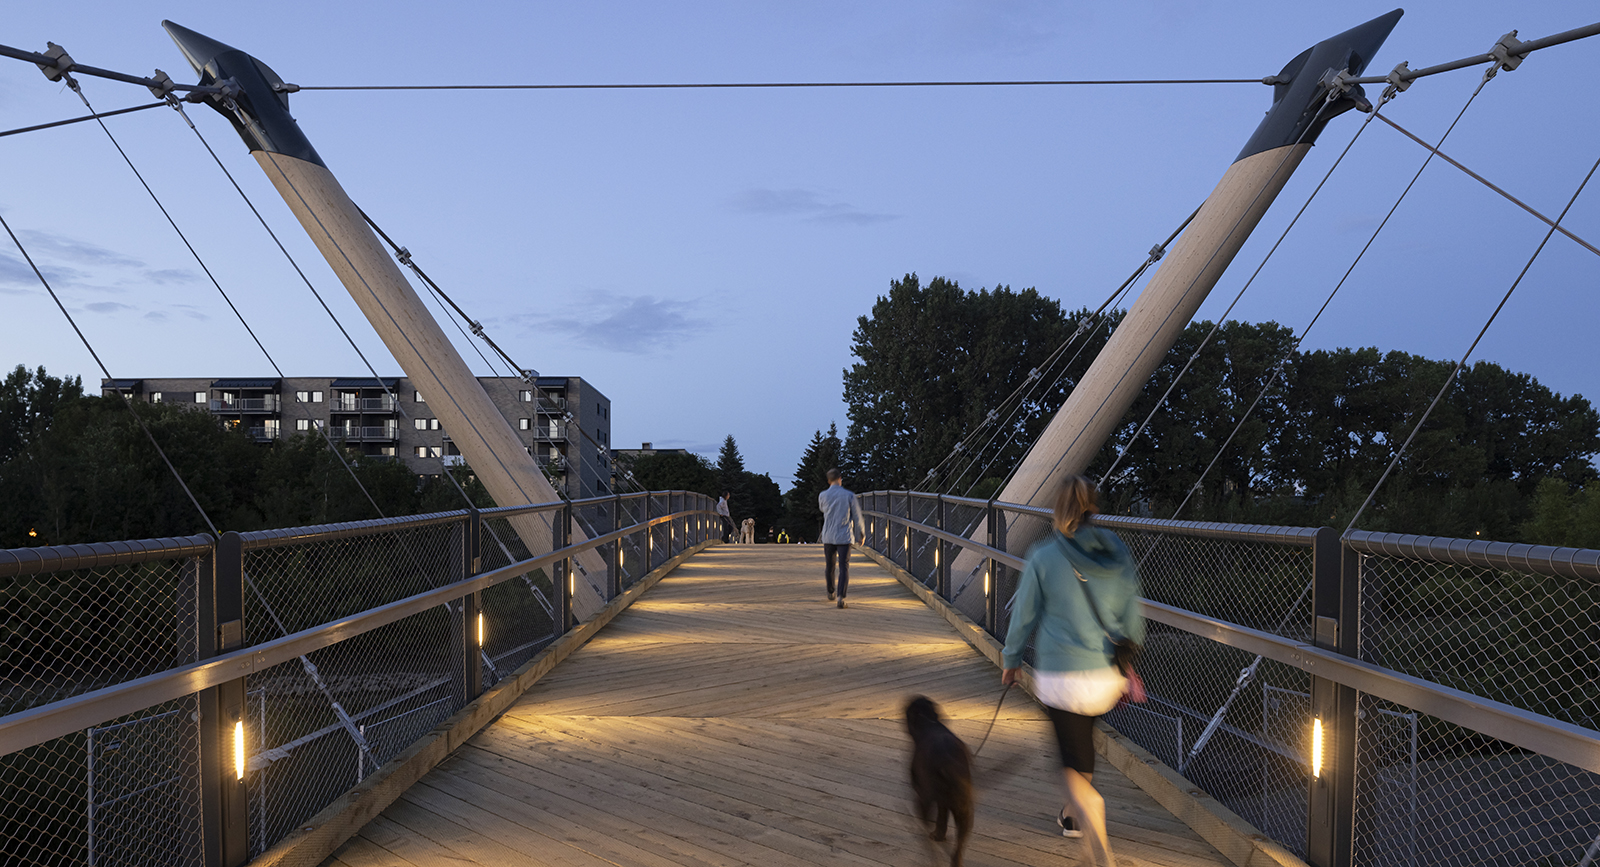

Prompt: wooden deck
xmin=325 ymin=545 xmax=1231 ymax=867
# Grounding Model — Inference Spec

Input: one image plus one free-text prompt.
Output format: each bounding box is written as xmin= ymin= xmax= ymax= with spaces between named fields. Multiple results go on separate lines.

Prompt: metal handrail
xmin=862 ymin=503 xmax=1600 ymax=777
xmin=0 ymin=504 xmax=715 ymax=755
xmin=0 ymin=534 xmax=215 ymax=578
xmin=1345 ymin=528 xmax=1600 ymax=583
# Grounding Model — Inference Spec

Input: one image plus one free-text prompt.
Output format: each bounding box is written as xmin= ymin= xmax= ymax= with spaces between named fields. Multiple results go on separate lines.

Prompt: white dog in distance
xmin=740 ymin=518 xmax=756 ymax=544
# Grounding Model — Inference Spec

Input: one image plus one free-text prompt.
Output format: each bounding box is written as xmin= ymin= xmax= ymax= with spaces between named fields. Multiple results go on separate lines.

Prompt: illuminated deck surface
xmin=325 ymin=545 xmax=1230 ymax=867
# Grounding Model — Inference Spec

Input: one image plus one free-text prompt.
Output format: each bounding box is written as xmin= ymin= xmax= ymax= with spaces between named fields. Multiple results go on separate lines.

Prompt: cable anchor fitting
xmin=1489 ymin=31 xmax=1527 ymax=74
xmin=468 ymin=320 xmax=485 ymax=338
xmin=147 ymin=69 xmax=176 ymax=99
xmin=1148 ymin=243 xmax=1167 ymax=263
xmin=395 ymin=246 xmax=413 ymax=266
xmin=1317 ymin=67 xmax=1372 ymax=113
xmin=35 ymin=42 xmax=73 ymax=82
xmin=272 ymin=82 xmax=302 ymax=94
xmin=1383 ymin=61 xmax=1413 ymax=99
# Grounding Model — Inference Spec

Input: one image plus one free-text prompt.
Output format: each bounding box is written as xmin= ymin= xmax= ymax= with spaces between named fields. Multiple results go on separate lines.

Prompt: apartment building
xmin=101 ymin=375 xmax=613 ymax=497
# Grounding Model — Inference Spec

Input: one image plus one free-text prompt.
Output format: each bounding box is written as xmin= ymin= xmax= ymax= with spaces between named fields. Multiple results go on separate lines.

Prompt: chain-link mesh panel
xmin=1105 ymin=626 xmax=1313 ymax=859
xmin=244 ymin=606 xmax=455 ymax=857
xmin=1359 ymin=554 xmax=1600 ymax=732
xmin=1353 ymin=692 xmax=1600 ymax=867
xmin=1117 ymin=529 xmax=1315 ymax=641
xmin=0 ymin=553 xmax=205 ymax=866
xmin=1 ymin=557 xmax=203 ymax=715
xmin=242 ymin=522 xmax=461 ymax=645
xmin=617 ymin=497 xmax=647 ymax=589
xmin=1 ymin=696 xmax=205 ymax=867
xmin=906 ymin=495 xmax=938 ymax=588
xmin=650 ymin=494 xmax=671 ymax=564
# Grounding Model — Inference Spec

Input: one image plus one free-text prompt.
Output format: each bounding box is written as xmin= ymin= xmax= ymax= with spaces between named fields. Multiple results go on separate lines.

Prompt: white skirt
xmin=1034 ymin=666 xmax=1126 ymax=716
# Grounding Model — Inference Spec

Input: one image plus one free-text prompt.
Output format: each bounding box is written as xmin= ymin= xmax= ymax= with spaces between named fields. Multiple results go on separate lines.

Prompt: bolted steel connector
xmin=36 ymin=42 xmax=73 ymax=81
xmin=148 ymin=68 xmax=176 ymax=99
xmin=1384 ymin=61 xmax=1414 ymax=94
xmin=1490 ymin=30 xmax=1527 ymax=72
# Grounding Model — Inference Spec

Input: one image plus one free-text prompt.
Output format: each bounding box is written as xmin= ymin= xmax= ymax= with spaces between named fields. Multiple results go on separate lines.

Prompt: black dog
xmin=904 ymin=695 xmax=974 ymax=867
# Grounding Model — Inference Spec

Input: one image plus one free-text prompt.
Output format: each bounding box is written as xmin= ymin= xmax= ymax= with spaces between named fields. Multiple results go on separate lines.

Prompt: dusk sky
xmin=2 ymin=2 xmax=1597 ymax=490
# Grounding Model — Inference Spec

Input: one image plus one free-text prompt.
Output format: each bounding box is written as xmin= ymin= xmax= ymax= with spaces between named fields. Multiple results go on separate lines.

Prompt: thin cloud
xmin=731 ymin=187 xmax=897 ymax=225
xmin=18 ymin=230 xmax=144 ymax=269
xmin=83 ymin=301 xmax=136 ymax=315
xmin=144 ymin=268 xmax=199 ymax=285
xmin=512 ymin=291 xmax=710 ymax=354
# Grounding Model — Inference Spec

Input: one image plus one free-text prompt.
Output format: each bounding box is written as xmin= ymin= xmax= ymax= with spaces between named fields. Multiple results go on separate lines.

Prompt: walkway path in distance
xmin=325 ymin=545 xmax=1229 ymax=867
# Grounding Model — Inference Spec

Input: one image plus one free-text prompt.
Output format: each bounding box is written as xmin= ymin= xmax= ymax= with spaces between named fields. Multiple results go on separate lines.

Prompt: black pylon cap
xmin=1236 ymin=9 xmax=1403 ymax=162
xmin=163 ymin=20 xmax=325 ymax=168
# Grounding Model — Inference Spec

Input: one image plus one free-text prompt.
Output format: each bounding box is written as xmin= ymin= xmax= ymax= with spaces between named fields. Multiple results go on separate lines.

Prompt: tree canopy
xmin=838 ymin=277 xmax=1600 ymax=542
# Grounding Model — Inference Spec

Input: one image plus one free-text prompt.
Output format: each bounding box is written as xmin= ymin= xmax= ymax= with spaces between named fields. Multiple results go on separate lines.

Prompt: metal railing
xmin=329 ymin=397 xmax=396 ymax=413
xmin=859 ymin=490 xmax=1600 ymax=867
xmin=0 ymin=491 xmax=716 ymax=866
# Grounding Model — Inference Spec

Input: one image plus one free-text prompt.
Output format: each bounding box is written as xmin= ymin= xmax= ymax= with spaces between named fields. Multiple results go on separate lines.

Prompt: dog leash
xmin=970 ymin=683 xmax=1012 ymax=757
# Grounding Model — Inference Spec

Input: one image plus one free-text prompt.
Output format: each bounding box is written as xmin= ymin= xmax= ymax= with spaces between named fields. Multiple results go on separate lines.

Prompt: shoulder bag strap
xmin=1054 ymin=534 xmax=1121 ymax=645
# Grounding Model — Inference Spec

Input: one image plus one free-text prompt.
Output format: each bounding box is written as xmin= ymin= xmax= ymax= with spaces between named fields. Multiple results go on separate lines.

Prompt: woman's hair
xmin=1052 ymin=475 xmax=1099 ymax=536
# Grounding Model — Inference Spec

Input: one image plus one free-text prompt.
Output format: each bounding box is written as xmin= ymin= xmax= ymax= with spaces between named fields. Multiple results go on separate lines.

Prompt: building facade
xmin=101 ymin=375 xmax=613 ymax=498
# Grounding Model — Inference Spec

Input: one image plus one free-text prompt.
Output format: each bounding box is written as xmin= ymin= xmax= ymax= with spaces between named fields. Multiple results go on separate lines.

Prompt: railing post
xmin=985 ymin=500 xmax=1001 ymax=636
xmin=452 ymin=511 xmax=483 ymax=705
xmin=610 ymin=493 xmax=622 ymax=599
xmin=670 ymin=491 xmax=678 ymax=555
xmin=901 ymin=491 xmax=912 ymax=571
xmin=199 ymin=532 xmax=248 ymax=867
xmin=935 ymin=494 xmax=949 ymax=599
xmin=643 ymin=494 xmax=653 ymax=574
xmin=1306 ymin=527 xmax=1357 ymax=867
xmin=557 ymin=502 xmax=573 ymax=633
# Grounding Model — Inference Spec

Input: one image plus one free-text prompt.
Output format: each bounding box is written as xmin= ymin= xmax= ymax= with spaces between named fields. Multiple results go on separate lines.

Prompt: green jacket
xmin=1000 ymin=524 xmax=1145 ymax=673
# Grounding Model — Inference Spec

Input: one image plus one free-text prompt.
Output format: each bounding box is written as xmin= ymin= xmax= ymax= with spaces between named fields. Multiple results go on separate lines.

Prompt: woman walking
xmin=1000 ymin=476 xmax=1143 ymax=866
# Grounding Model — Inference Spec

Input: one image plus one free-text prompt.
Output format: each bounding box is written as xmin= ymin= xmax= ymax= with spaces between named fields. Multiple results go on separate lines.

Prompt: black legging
xmin=1043 ymin=705 xmax=1097 ymax=774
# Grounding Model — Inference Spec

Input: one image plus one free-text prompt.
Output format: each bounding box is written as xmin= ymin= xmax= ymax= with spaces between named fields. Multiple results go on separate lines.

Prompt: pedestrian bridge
xmin=2 ymin=491 xmax=1597 ymax=867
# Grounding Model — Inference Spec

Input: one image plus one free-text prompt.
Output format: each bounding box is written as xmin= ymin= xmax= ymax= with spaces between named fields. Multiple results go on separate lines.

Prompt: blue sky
xmin=2 ymin=2 xmax=1597 ymax=489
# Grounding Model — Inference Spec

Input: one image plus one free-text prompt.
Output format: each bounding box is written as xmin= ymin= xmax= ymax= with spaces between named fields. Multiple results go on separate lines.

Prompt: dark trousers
xmin=721 ymin=516 xmax=733 ymax=542
xmin=824 ymin=543 xmax=851 ymax=597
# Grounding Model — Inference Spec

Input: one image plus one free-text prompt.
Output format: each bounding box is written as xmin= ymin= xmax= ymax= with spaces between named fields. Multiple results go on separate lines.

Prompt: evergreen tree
xmin=716 ymin=434 xmax=746 ymax=498
xmin=782 ymin=423 xmax=843 ymax=541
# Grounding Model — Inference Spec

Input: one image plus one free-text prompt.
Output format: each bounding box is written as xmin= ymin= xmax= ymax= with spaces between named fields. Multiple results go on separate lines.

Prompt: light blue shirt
xmin=817 ymin=484 xmax=865 ymax=545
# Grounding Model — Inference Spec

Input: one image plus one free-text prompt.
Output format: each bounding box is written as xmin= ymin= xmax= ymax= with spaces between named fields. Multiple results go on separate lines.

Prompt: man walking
xmin=717 ymin=491 xmax=733 ymax=543
xmin=817 ymin=469 xmax=865 ymax=608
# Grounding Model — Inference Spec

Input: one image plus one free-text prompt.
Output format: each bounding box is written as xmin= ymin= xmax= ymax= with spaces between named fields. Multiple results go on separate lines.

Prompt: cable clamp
xmin=519 ymin=368 xmax=538 ymax=384
xmin=36 ymin=42 xmax=74 ymax=82
xmin=469 ymin=320 xmax=485 ymax=337
xmin=272 ymin=82 xmax=302 ymax=94
xmin=1384 ymin=61 xmax=1413 ymax=96
xmin=1148 ymin=243 xmax=1166 ymax=263
xmin=1318 ymin=67 xmax=1372 ymax=112
xmin=985 ymin=409 xmax=998 ymax=424
xmin=1490 ymin=30 xmax=1526 ymax=73
xmin=1026 ymin=367 xmax=1041 ymax=381
xmin=395 ymin=246 xmax=413 ymax=266
xmin=147 ymin=69 xmax=176 ymax=99
xmin=1261 ymin=74 xmax=1290 ymax=87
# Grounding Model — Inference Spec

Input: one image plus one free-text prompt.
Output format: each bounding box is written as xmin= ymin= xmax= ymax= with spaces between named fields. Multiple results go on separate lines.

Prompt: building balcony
xmin=212 ymin=396 xmax=280 ymax=413
xmin=245 ymin=426 xmax=281 ymax=442
xmin=331 ymin=424 xmax=399 ymax=442
xmin=330 ymin=397 xmax=397 ymax=413
xmin=534 ymin=395 xmax=566 ymax=414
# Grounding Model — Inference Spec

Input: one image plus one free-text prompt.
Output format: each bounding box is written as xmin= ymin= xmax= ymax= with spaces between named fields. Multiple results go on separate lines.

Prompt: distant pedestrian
xmin=817 ymin=468 xmax=865 ymax=608
xmin=1000 ymin=475 xmax=1143 ymax=864
xmin=777 ymin=529 xmax=790 ymax=544
xmin=716 ymin=492 xmax=733 ymax=542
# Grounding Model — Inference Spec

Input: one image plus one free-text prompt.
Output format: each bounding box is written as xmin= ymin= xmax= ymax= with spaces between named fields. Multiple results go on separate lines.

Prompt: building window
xmin=149 ymin=392 xmax=162 ymax=403
xmin=414 ymin=418 xmax=428 ymax=430
xmin=415 ymin=391 xmax=425 ymax=402
xmin=519 ymin=418 xmax=531 ymax=430
xmin=195 ymin=392 xmax=207 ymax=404
xmin=429 ymin=419 xmax=441 ymax=430
xmin=414 ymin=446 xmax=442 ymax=458
xmin=311 ymin=391 xmax=323 ymax=403
xmin=519 ymin=390 xmax=532 ymax=402
xmin=295 ymin=390 xmax=309 ymax=403
xmin=296 ymin=419 xmax=310 ymax=432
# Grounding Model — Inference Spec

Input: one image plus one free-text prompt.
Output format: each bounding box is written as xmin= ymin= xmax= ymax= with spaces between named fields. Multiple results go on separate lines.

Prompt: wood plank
xmin=322 ymin=546 xmax=1233 ymax=867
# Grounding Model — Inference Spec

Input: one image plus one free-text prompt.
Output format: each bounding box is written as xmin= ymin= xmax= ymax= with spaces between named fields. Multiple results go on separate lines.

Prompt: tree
xmin=629 ymin=451 xmax=718 ymax=498
xmin=716 ymin=435 xmax=746 ymax=495
xmin=843 ymin=273 xmax=1091 ymax=493
xmin=783 ymin=423 xmax=843 ymax=541
xmin=739 ymin=471 xmax=784 ymax=541
xmin=0 ymin=365 xmax=83 ymax=466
